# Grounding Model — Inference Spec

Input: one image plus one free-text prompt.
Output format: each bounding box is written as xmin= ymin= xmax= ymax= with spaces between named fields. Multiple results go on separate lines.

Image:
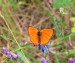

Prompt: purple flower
xmin=41 ymin=57 xmax=48 ymax=63
xmin=11 ymin=52 xmax=18 ymax=59
xmin=46 ymin=60 xmax=48 ymax=63
xmin=41 ymin=58 xmax=45 ymax=63
xmin=39 ymin=45 xmax=48 ymax=52
xmin=2 ymin=47 xmax=18 ymax=59
xmin=2 ymin=47 xmax=9 ymax=54
xmin=69 ymin=58 xmax=75 ymax=63
xmin=38 ymin=43 xmax=50 ymax=52
xmin=7 ymin=52 xmax=12 ymax=58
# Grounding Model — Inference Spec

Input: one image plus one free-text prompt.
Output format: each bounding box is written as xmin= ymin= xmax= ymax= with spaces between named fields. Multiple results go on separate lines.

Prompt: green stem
xmin=0 ymin=12 xmax=30 ymax=63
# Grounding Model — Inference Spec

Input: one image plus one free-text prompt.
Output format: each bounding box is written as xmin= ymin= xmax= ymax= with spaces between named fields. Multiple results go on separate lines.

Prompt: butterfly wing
xmin=40 ymin=29 xmax=53 ymax=45
xmin=28 ymin=26 xmax=39 ymax=45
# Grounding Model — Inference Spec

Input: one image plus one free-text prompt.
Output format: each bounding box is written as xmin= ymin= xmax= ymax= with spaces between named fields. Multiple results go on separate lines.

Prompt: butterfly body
xmin=28 ymin=26 xmax=53 ymax=45
xmin=37 ymin=31 xmax=41 ymax=36
xmin=37 ymin=31 xmax=41 ymax=44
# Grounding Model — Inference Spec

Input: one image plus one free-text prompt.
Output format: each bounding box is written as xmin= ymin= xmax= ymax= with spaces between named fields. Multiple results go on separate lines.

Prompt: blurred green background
xmin=0 ymin=0 xmax=75 ymax=63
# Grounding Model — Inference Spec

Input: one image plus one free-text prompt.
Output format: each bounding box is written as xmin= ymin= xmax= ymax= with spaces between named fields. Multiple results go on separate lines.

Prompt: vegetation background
xmin=0 ymin=0 xmax=75 ymax=63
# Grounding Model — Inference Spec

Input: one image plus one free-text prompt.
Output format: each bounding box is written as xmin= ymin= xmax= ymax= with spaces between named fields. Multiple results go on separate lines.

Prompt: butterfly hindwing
xmin=40 ymin=29 xmax=53 ymax=45
xmin=28 ymin=26 xmax=39 ymax=45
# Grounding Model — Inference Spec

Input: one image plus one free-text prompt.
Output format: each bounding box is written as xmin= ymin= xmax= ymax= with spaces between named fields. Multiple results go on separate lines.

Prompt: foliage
xmin=0 ymin=0 xmax=75 ymax=63
xmin=53 ymin=0 xmax=71 ymax=9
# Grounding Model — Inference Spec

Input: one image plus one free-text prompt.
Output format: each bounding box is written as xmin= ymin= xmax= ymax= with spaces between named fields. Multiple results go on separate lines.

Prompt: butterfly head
xmin=37 ymin=31 xmax=41 ymax=36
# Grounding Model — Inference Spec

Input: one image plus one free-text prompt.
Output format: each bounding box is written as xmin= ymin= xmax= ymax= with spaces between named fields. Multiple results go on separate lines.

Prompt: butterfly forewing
xmin=40 ymin=29 xmax=53 ymax=45
xmin=28 ymin=27 xmax=39 ymax=45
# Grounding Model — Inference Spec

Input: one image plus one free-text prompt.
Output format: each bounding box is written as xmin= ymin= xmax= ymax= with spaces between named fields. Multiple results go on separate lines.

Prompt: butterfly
xmin=28 ymin=26 xmax=53 ymax=45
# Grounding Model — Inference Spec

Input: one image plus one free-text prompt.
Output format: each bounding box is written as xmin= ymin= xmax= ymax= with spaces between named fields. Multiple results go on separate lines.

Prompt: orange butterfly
xmin=28 ymin=26 xmax=53 ymax=45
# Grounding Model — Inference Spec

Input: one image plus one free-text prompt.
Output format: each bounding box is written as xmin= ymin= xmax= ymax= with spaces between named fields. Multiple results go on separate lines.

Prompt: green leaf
xmin=18 ymin=51 xmax=30 ymax=63
xmin=68 ymin=49 xmax=75 ymax=54
xmin=9 ymin=0 xmax=17 ymax=10
xmin=53 ymin=0 xmax=71 ymax=9
xmin=71 ymin=27 xmax=75 ymax=33
xmin=60 ymin=21 xmax=67 ymax=26
xmin=70 ymin=17 xmax=75 ymax=22
xmin=55 ymin=53 xmax=60 ymax=63
xmin=24 ymin=52 xmax=40 ymax=63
